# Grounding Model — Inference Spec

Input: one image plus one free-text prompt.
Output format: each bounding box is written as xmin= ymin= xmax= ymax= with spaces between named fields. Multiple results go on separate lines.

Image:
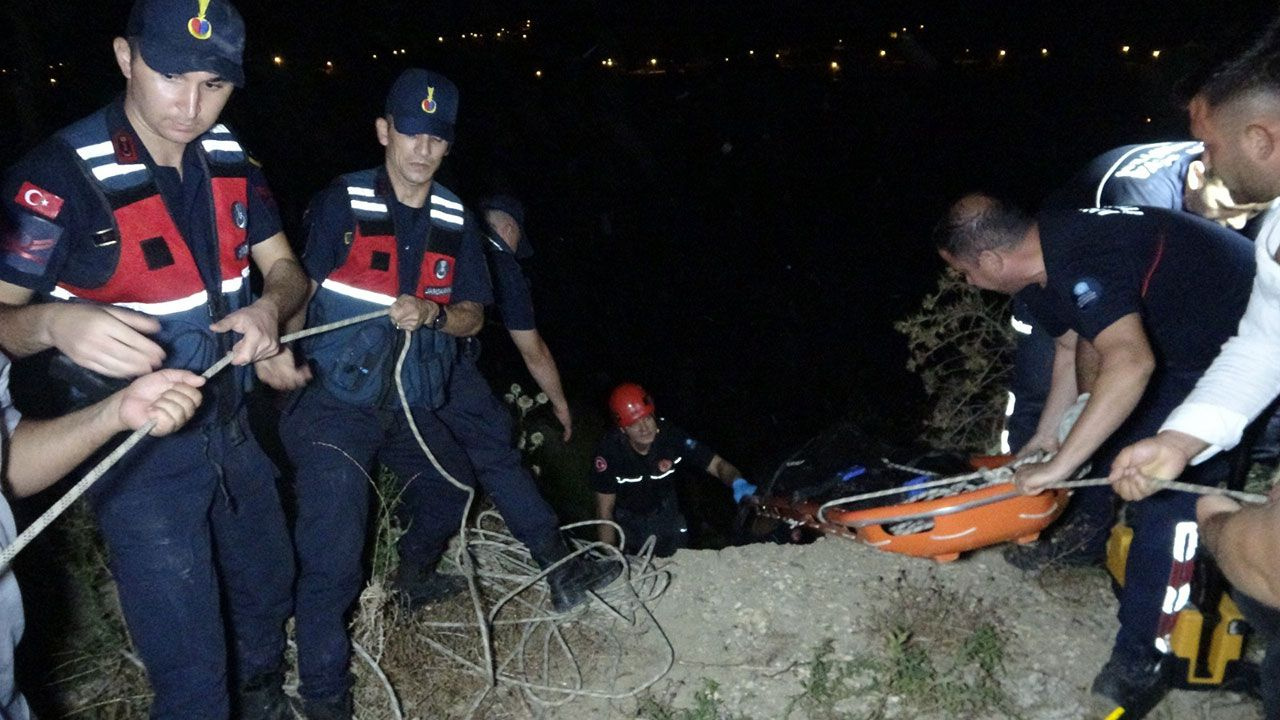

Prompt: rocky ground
xmin=376 ymin=534 xmax=1265 ymax=720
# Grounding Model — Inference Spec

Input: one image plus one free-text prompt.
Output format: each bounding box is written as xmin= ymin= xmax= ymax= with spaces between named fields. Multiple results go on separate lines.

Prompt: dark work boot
xmin=392 ymin=563 xmax=467 ymax=611
xmin=301 ymin=690 xmax=353 ymax=720
xmin=532 ymin=537 xmax=622 ymax=612
xmin=1088 ymin=648 xmax=1170 ymax=719
xmin=235 ymin=666 xmax=291 ymax=720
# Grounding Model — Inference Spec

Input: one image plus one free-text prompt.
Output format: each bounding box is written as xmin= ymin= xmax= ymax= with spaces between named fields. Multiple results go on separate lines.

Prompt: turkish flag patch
xmin=14 ymin=182 xmax=64 ymax=221
xmin=594 ymin=456 xmax=608 ymax=472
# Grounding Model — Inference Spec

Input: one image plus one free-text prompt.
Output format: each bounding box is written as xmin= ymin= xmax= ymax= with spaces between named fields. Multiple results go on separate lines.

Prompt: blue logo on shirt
xmin=1073 ymin=278 xmax=1101 ymax=309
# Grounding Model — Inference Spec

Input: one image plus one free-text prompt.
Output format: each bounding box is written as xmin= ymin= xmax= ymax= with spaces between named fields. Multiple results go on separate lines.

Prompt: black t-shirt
xmin=589 ymin=420 xmax=716 ymax=515
xmin=1042 ymin=141 xmax=1202 ymax=214
xmin=482 ymin=233 xmax=536 ymax=331
xmin=1015 ymin=206 xmax=1254 ymax=372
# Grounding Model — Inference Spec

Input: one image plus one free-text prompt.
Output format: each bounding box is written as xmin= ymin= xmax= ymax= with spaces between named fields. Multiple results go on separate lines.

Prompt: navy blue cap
xmin=127 ymin=0 xmax=246 ymax=87
xmin=385 ymin=68 xmax=458 ymax=143
xmin=481 ymin=195 xmax=534 ymax=258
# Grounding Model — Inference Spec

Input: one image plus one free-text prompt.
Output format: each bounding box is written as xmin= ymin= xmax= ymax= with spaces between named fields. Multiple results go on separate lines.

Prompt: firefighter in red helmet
xmin=589 ymin=383 xmax=755 ymax=556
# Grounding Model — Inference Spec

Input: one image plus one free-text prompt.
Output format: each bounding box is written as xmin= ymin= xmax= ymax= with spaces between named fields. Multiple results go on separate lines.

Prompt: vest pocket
xmin=330 ymin=324 xmax=392 ymax=393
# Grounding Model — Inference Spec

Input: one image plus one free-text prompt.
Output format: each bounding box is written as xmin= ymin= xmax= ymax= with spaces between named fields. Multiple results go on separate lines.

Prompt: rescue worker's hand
xmin=210 ymin=301 xmax=281 ymax=365
xmin=1107 ymin=433 xmax=1195 ymax=502
xmin=388 ymin=295 xmax=440 ymax=332
xmin=48 ymin=304 xmax=165 ymax=377
xmin=732 ymin=477 xmax=758 ymax=504
xmin=1013 ymin=461 xmax=1070 ymax=496
xmin=553 ymin=401 xmax=573 ymax=442
xmin=115 ymin=369 xmax=205 ymax=436
xmin=254 ymin=346 xmax=312 ymax=391
xmin=1016 ymin=430 xmax=1059 ymax=459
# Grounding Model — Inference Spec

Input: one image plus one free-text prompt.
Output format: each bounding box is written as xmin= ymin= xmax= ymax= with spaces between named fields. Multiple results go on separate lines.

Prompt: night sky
xmin=2 ymin=0 xmax=1279 ymax=478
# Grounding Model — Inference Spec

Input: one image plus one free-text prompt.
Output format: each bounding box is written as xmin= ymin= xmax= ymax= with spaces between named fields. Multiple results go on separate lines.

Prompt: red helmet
xmin=609 ymin=382 xmax=655 ymax=428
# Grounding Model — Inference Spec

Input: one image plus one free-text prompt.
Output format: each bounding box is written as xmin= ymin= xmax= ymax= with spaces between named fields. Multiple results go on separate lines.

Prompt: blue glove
xmin=732 ymin=477 xmax=757 ymax=504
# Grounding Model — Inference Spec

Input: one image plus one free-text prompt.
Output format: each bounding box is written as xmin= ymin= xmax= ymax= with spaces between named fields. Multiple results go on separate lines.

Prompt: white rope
xmin=813 ymin=452 xmax=1267 ymax=532
xmin=0 ymin=309 xmax=390 ymax=571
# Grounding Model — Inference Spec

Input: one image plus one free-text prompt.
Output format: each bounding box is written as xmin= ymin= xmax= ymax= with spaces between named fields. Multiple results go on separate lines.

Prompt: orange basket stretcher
xmin=751 ymin=455 xmax=1067 ymax=563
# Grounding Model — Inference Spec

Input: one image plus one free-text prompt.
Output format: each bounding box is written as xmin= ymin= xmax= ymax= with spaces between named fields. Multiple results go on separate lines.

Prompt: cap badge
xmin=188 ymin=0 xmax=213 ymax=40
xmin=421 ymin=86 xmax=438 ymax=114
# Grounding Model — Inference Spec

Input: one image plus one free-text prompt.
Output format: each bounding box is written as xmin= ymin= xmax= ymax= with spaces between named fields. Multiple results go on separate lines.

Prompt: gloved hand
xmin=731 ymin=477 xmax=758 ymax=504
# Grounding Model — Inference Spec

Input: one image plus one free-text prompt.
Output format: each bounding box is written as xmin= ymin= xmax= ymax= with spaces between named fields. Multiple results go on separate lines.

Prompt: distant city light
xmin=1121 ymin=45 xmax=1131 ymax=54
xmin=878 ymin=49 xmax=887 ymax=58
xmin=325 ymin=60 xmax=333 ymax=70
xmin=49 ymin=78 xmax=57 ymax=85
xmin=998 ymin=49 xmax=1007 ymax=58
xmin=1152 ymin=49 xmax=1162 ymax=59
xmin=273 ymin=55 xmax=284 ymax=66
xmin=774 ymin=53 xmax=781 ymax=59
xmin=889 ymin=31 xmax=898 ymax=39
xmin=1041 ymin=48 xmax=1049 ymax=57
xmin=649 ymin=58 xmax=658 ymax=66
xmin=748 ymin=50 xmax=755 ymax=56
xmin=1145 ymin=117 xmax=1153 ymax=123
xmin=438 ymin=36 xmax=444 ymax=43
xmin=830 ymin=60 xmax=840 ymax=71
xmin=919 ymin=24 xmax=925 ymax=30
xmin=371 ymin=53 xmax=378 ymax=59
xmin=522 ymin=33 xmax=528 ymax=39
xmin=534 ymin=70 xmax=543 ymax=78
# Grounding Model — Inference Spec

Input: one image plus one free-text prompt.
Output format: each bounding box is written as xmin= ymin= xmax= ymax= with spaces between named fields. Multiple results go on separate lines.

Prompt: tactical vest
xmin=52 ymin=108 xmax=254 ymax=411
xmin=304 ymin=168 xmax=466 ymax=409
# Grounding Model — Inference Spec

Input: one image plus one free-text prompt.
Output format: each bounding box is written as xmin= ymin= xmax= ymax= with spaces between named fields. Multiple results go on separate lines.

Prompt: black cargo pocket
xmin=332 ymin=324 xmax=392 ymax=392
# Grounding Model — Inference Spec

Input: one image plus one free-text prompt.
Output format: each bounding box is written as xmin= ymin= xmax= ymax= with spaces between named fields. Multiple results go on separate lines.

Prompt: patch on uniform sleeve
xmin=14 ymin=182 xmax=64 ymax=221
xmin=594 ymin=456 xmax=608 ymax=472
xmin=2 ymin=210 xmax=62 ymax=275
xmin=1072 ymin=278 xmax=1101 ymax=310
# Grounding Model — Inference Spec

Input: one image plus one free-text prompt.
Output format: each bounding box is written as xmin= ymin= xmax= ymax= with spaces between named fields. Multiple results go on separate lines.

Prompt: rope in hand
xmin=0 ymin=308 xmax=391 ymax=571
xmin=816 ymin=451 xmax=1267 ymax=526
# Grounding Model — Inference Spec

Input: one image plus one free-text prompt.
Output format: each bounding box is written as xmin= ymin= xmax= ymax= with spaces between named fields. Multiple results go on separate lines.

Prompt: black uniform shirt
xmin=589 ymin=419 xmax=715 ymax=515
xmin=1016 ymin=207 xmax=1254 ymax=372
xmin=482 ymin=232 xmax=536 ymax=331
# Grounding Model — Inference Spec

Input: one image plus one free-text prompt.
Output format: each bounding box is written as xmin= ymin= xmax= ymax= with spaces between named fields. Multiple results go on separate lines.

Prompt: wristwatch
xmin=431 ymin=304 xmax=448 ymax=331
